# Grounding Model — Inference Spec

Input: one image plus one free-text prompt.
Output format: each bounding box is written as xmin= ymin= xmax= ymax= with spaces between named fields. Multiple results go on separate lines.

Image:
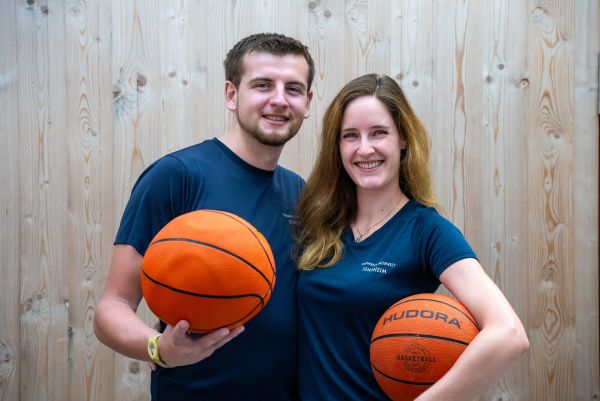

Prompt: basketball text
xmin=382 ymin=309 xmax=462 ymax=329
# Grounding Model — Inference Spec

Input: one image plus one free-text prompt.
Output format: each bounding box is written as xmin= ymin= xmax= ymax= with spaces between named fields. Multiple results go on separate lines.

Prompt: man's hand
xmin=156 ymin=321 xmax=245 ymax=368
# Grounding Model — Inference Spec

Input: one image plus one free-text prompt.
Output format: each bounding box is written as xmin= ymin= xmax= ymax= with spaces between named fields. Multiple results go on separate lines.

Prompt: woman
xmin=294 ymin=74 xmax=528 ymax=401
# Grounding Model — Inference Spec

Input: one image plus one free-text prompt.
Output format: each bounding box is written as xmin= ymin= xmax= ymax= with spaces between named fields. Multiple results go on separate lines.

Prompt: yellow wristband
xmin=147 ymin=333 xmax=168 ymax=368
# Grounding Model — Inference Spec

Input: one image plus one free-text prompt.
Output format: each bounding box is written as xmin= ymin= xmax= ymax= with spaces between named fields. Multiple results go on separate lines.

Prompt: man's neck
xmin=219 ymin=127 xmax=283 ymax=171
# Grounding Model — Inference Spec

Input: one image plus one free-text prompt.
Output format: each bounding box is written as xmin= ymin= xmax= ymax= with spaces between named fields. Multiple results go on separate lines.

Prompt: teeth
xmin=357 ymin=161 xmax=382 ymax=169
xmin=264 ymin=115 xmax=287 ymax=121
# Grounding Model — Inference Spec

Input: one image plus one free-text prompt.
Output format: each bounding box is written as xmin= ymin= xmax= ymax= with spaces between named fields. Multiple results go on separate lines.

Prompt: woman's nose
xmin=357 ymin=136 xmax=374 ymax=156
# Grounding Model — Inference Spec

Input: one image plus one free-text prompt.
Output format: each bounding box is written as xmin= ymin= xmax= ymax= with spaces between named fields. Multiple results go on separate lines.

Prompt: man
xmin=94 ymin=33 xmax=314 ymax=400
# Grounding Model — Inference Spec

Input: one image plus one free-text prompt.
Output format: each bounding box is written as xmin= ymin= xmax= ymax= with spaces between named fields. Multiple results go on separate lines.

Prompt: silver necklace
xmin=353 ymin=194 xmax=405 ymax=242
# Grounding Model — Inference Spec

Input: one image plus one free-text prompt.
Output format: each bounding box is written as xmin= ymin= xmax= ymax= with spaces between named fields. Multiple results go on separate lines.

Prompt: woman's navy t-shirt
xmin=297 ymin=200 xmax=477 ymax=401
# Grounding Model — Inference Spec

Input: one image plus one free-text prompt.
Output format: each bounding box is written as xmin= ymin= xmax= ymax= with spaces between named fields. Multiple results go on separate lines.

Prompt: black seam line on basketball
xmin=388 ymin=298 xmax=480 ymax=330
xmin=371 ymin=332 xmax=470 ymax=347
xmin=141 ymin=269 xmax=265 ymax=302
xmin=208 ymin=210 xmax=276 ymax=278
xmin=148 ymin=237 xmax=272 ymax=287
xmin=370 ymin=363 xmax=435 ymax=386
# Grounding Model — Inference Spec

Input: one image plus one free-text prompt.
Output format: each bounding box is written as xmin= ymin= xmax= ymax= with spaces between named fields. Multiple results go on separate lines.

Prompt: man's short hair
xmin=224 ymin=33 xmax=315 ymax=90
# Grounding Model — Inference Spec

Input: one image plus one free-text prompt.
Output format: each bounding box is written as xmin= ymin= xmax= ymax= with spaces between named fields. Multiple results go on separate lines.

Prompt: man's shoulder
xmin=166 ymin=138 xmax=217 ymax=162
xmin=275 ymin=164 xmax=302 ymax=180
xmin=274 ymin=164 xmax=305 ymax=192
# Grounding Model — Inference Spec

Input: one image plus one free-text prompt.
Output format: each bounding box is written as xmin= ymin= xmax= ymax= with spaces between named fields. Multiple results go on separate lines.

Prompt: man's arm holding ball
xmin=93 ymin=244 xmax=244 ymax=367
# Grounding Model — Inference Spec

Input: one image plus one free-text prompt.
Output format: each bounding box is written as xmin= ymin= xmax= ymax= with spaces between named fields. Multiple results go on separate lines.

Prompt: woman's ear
xmin=399 ymin=135 xmax=408 ymax=150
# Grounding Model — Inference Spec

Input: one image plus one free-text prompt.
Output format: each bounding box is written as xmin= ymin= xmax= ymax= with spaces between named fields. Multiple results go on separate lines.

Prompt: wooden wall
xmin=0 ymin=1 xmax=598 ymax=400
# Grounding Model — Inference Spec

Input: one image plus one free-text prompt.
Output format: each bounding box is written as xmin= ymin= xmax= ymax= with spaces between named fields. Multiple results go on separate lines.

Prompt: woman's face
xmin=339 ymin=95 xmax=406 ymax=194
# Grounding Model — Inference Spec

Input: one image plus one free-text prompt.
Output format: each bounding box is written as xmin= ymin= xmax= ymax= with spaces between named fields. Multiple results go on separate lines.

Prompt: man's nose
xmin=270 ymin=84 xmax=288 ymax=106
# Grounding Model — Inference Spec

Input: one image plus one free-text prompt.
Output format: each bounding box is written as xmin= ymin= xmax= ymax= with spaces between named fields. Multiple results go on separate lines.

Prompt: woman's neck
xmin=355 ymin=187 xmax=405 ymax=223
xmin=352 ymin=187 xmax=408 ymax=242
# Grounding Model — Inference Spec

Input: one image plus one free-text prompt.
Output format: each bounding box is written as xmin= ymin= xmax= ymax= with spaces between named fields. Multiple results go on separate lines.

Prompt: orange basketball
xmin=370 ymin=293 xmax=480 ymax=401
xmin=140 ymin=210 xmax=275 ymax=333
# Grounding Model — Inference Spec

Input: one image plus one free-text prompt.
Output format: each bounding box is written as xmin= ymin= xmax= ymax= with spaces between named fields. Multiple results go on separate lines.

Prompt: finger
xmin=170 ymin=320 xmax=190 ymax=340
xmin=196 ymin=327 xmax=230 ymax=347
xmin=206 ymin=326 xmax=245 ymax=351
xmin=147 ymin=361 xmax=157 ymax=371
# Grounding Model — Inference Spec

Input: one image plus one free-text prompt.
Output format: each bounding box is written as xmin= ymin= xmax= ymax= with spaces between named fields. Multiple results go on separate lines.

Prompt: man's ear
xmin=303 ymin=90 xmax=314 ymax=119
xmin=225 ymin=81 xmax=237 ymax=111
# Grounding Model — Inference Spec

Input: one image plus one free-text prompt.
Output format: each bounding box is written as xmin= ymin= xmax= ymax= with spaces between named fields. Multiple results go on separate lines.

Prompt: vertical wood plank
xmin=390 ymin=0 xmax=434 ymax=134
xmin=156 ymin=0 xmax=191 ymax=154
xmin=430 ymin=0 xmax=462 ymax=217
xmin=203 ymin=0 xmax=231 ymax=140
xmin=264 ymin=0 xmax=314 ymax=175
xmin=94 ymin=0 xmax=119 ymax=399
xmin=365 ymin=0 xmax=390 ymax=74
xmin=0 ymin=0 xmax=20 ymax=398
xmin=527 ymin=1 xmax=576 ymax=399
xmin=295 ymin=0 xmax=347 ymax=178
xmin=41 ymin=1 xmax=71 ymax=399
xmin=477 ymin=1 xmax=531 ymax=400
xmin=110 ymin=0 xmax=151 ymax=399
xmin=111 ymin=0 xmax=142 ymax=214
xmin=344 ymin=0 xmax=368 ymax=79
xmin=181 ymin=0 xmax=211 ymax=146
xmin=63 ymin=0 xmax=118 ymax=400
xmin=573 ymin=0 xmax=600 ymax=399
xmin=17 ymin=0 xmax=70 ymax=399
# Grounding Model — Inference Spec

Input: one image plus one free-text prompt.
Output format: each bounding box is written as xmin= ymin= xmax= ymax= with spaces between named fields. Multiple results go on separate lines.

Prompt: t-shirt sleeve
xmin=413 ymin=210 xmax=478 ymax=280
xmin=115 ymin=155 xmax=190 ymax=256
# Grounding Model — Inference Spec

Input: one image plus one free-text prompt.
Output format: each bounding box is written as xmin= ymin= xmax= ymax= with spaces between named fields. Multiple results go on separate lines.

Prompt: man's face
xmin=225 ymin=51 xmax=313 ymax=147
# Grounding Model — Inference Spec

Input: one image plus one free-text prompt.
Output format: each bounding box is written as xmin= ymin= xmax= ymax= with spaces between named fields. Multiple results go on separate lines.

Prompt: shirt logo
xmin=361 ymin=261 xmax=396 ymax=274
xmin=282 ymin=213 xmax=294 ymax=224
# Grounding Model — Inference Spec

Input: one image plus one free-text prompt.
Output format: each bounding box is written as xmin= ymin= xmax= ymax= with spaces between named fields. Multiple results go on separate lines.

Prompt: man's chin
xmin=250 ymin=130 xmax=297 ymax=147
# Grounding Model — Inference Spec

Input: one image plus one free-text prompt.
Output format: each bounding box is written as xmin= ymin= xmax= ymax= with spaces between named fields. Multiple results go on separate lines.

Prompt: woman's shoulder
xmin=407 ymin=200 xmax=459 ymax=234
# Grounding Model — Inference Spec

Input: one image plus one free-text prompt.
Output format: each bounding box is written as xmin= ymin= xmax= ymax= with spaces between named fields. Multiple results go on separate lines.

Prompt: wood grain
xmin=63 ymin=0 xmax=117 ymax=399
xmin=110 ymin=1 xmax=151 ymax=399
xmin=0 ymin=0 xmax=21 ymax=399
xmin=16 ymin=0 xmax=70 ymax=399
xmin=573 ymin=0 xmax=600 ymax=400
xmin=527 ymin=1 xmax=577 ymax=400
xmin=0 ymin=1 xmax=597 ymax=400
xmin=477 ymin=1 xmax=531 ymax=400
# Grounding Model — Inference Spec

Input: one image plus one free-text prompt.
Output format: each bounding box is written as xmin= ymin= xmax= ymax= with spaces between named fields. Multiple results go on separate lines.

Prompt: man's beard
xmin=237 ymin=111 xmax=302 ymax=147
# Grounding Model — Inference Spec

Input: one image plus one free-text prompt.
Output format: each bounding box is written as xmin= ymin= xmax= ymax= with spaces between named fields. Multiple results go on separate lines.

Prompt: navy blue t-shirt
xmin=115 ymin=138 xmax=303 ymax=401
xmin=297 ymin=200 xmax=477 ymax=401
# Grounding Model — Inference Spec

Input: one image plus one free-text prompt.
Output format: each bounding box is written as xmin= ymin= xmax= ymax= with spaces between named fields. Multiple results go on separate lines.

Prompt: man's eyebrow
xmin=247 ymin=77 xmax=273 ymax=85
xmin=285 ymin=80 xmax=307 ymax=89
xmin=247 ymin=77 xmax=307 ymax=89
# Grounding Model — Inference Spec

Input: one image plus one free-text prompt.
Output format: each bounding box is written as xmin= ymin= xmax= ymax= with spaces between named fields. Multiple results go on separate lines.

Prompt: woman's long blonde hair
xmin=294 ymin=74 xmax=438 ymax=270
